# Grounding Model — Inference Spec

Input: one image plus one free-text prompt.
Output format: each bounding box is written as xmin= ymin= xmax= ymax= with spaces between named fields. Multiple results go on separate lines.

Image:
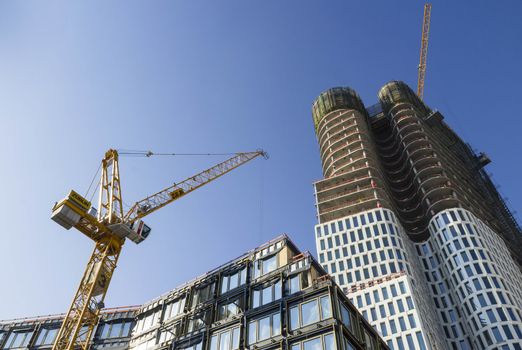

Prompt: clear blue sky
xmin=1 ymin=1 xmax=521 ymax=319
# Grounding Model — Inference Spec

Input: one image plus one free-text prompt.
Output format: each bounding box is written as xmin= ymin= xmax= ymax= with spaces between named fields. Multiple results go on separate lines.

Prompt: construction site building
xmin=0 ymin=235 xmax=389 ymax=350
xmin=312 ymin=82 xmax=522 ymax=350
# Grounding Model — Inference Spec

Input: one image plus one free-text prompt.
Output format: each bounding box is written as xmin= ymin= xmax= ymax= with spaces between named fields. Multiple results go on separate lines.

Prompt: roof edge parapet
xmin=312 ymin=87 xmax=366 ymax=133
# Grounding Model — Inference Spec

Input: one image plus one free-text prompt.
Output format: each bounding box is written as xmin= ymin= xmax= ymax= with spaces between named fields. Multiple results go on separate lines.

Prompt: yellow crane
xmin=50 ymin=149 xmax=267 ymax=350
xmin=417 ymin=3 xmax=432 ymax=100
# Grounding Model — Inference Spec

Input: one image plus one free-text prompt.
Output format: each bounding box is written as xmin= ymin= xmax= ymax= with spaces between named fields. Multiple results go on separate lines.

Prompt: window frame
xmin=289 ymin=295 xmax=332 ymax=331
xmin=210 ymin=325 xmax=241 ymax=350
xmin=247 ymin=312 xmax=281 ymax=345
xmin=290 ymin=332 xmax=336 ymax=350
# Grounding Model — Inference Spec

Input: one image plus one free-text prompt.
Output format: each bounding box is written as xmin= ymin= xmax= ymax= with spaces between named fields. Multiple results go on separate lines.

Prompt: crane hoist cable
xmin=85 ymin=163 xmax=102 ymax=200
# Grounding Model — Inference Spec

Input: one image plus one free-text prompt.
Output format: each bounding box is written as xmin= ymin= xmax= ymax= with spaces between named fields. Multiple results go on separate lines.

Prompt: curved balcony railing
xmin=415 ymin=166 xmax=447 ymax=185
xmin=378 ymin=145 xmax=433 ymax=169
xmin=317 ymin=116 xmax=357 ymax=146
xmin=388 ymin=102 xmax=423 ymax=119
xmin=318 ymin=120 xmax=358 ymax=150
xmin=379 ymin=133 xmax=430 ymax=160
xmin=317 ymin=111 xmax=354 ymax=135
xmin=386 ymin=154 xmax=439 ymax=178
xmin=375 ymin=115 xmax=421 ymax=146
xmin=386 ymin=161 xmax=442 ymax=186
xmin=316 ymin=173 xmax=373 ymax=196
xmin=324 ymin=150 xmax=382 ymax=178
xmin=414 ymin=175 xmax=448 ymax=191
xmin=318 ymin=194 xmax=391 ymax=221
xmin=320 ymin=138 xmax=372 ymax=169
xmin=426 ymin=196 xmax=461 ymax=215
xmin=377 ymin=124 xmax=425 ymax=154
xmin=323 ymin=146 xmax=367 ymax=176
xmin=316 ymin=181 xmax=383 ymax=205
xmin=316 ymin=109 xmax=358 ymax=137
xmin=319 ymin=129 xmax=368 ymax=159
xmin=315 ymin=164 xmax=388 ymax=193
xmin=316 ymin=171 xmax=372 ymax=194
xmin=400 ymin=181 xmax=452 ymax=204
xmin=324 ymin=157 xmax=374 ymax=179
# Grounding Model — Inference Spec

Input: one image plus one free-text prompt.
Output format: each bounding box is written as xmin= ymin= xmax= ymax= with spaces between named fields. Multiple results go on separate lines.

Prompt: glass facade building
xmin=0 ymin=236 xmax=389 ymax=350
xmin=312 ymin=82 xmax=522 ymax=350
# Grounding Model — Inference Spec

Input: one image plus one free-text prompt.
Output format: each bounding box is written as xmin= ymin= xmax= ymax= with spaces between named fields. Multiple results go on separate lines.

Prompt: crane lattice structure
xmin=50 ymin=149 xmax=267 ymax=350
xmin=417 ymin=3 xmax=432 ymax=100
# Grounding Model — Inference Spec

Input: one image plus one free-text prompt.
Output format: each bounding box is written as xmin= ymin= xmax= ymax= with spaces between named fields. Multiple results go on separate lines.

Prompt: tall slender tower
xmin=312 ymin=82 xmax=522 ymax=350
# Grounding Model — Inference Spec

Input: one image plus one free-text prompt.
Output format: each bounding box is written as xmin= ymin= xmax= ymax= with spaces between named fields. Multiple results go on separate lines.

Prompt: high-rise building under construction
xmin=312 ymin=81 xmax=522 ymax=350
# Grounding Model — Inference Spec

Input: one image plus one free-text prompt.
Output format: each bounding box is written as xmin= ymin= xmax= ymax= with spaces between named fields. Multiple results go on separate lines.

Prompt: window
xmin=217 ymin=298 xmax=242 ymax=320
xmin=399 ymin=281 xmax=406 ymax=294
xmin=123 ymin=322 xmax=132 ymax=337
xmin=35 ymin=328 xmax=58 ymax=345
xmin=291 ymin=333 xmax=335 ymax=350
xmin=382 ymin=287 xmax=388 ymax=300
xmin=408 ymin=314 xmax=416 ymax=328
xmin=221 ymin=268 xmax=247 ymax=294
xmin=165 ymin=297 xmax=186 ymax=320
xmin=406 ymin=334 xmax=415 ymax=349
xmin=191 ymin=283 xmax=215 ymax=308
xmin=4 ymin=330 xmax=34 ymax=349
xmin=390 ymin=320 xmax=397 ymax=333
xmin=391 ymin=284 xmax=397 ymax=297
xmin=416 ymin=332 xmax=427 ymax=350
xmin=210 ymin=326 xmax=240 ymax=350
xmin=248 ymin=313 xmax=280 ymax=344
xmin=406 ymin=296 xmax=414 ymax=310
xmin=302 ymin=300 xmax=320 ymax=325
xmin=158 ymin=323 xmax=182 ymax=343
xmin=320 ymin=296 xmax=332 ymax=319
xmin=253 ymin=280 xmax=282 ymax=307
xmin=370 ymin=308 xmax=377 ymax=322
xmin=398 ymin=317 xmax=407 ymax=331
xmin=178 ymin=340 xmax=203 ymax=350
xmin=187 ymin=310 xmax=211 ymax=333
xmin=100 ymin=321 xmax=130 ymax=339
xmin=380 ymin=323 xmax=387 ymax=337
xmin=388 ymin=302 xmax=395 ymax=316
xmin=136 ymin=308 xmax=162 ymax=333
xmin=491 ymin=327 xmax=503 ymax=342
xmin=363 ymin=328 xmax=376 ymax=350
xmin=397 ymin=299 xmax=405 ymax=313
xmin=397 ymin=337 xmax=405 ymax=350
xmin=340 ymin=303 xmax=354 ymax=331
xmin=289 ymin=296 xmax=332 ymax=330
xmin=379 ymin=305 xmax=386 ymax=318
xmin=356 ymin=296 xmax=362 ymax=308
xmin=254 ymin=255 xmax=278 ymax=278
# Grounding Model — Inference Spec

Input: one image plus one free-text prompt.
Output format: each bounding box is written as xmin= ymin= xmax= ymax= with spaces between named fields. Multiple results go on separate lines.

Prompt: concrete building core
xmin=312 ymin=82 xmax=522 ymax=350
xmin=0 ymin=235 xmax=389 ymax=350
